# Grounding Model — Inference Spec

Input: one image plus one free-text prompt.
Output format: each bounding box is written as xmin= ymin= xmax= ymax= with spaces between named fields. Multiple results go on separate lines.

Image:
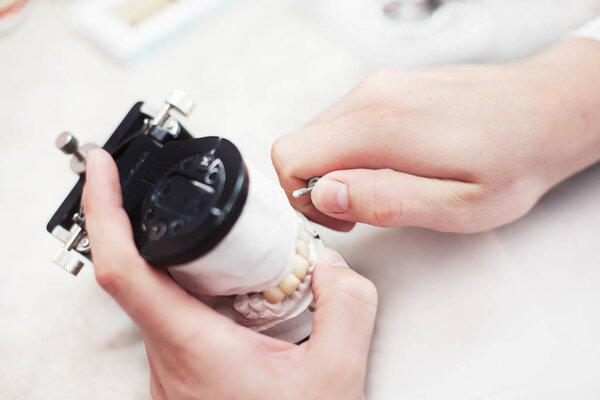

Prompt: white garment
xmin=572 ymin=15 xmax=600 ymax=40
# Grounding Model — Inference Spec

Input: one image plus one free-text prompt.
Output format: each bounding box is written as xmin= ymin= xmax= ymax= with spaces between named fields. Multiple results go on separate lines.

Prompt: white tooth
xmin=292 ymin=254 xmax=309 ymax=280
xmin=278 ymin=273 xmax=301 ymax=295
xmin=262 ymin=287 xmax=286 ymax=304
xmin=298 ymin=229 xmax=309 ymax=243
xmin=296 ymin=239 xmax=309 ymax=259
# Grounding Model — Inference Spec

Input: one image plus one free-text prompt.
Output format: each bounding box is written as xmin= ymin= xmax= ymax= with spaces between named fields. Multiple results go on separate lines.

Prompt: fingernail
xmin=86 ymin=149 xmax=100 ymax=181
xmin=318 ymin=248 xmax=348 ymax=268
xmin=313 ymin=178 xmax=348 ymax=213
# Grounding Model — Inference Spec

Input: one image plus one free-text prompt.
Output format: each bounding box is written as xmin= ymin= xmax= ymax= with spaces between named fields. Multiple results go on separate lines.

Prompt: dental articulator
xmin=46 ymin=91 xmax=324 ymax=343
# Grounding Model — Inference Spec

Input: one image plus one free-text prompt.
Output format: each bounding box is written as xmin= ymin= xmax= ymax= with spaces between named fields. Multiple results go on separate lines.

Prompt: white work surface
xmin=1 ymin=1 xmax=600 ymax=399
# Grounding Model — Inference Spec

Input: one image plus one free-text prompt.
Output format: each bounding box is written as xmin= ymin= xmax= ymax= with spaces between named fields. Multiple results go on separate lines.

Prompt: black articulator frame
xmin=47 ymin=92 xmax=249 ymax=275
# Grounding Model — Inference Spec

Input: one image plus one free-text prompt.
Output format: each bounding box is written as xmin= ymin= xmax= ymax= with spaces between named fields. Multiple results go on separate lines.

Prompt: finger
xmin=295 ymin=202 xmax=356 ymax=232
xmin=311 ymin=168 xmax=482 ymax=231
xmin=308 ymin=249 xmax=378 ymax=366
xmin=83 ymin=149 xmax=246 ymax=345
xmin=278 ymin=174 xmax=355 ymax=232
xmin=272 ymin=112 xmax=463 ymax=231
xmin=305 ymin=71 xmax=396 ymax=127
xmin=272 ymin=126 xmax=369 ymax=231
xmin=272 ymin=107 xmax=475 ymax=192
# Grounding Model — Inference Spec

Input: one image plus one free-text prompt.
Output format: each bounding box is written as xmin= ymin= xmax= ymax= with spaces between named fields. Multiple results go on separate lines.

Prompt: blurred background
xmin=1 ymin=0 xmax=600 ymax=399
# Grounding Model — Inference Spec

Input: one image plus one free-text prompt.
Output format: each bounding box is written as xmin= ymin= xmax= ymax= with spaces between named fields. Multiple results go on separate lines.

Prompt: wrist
xmin=522 ymin=39 xmax=600 ymax=188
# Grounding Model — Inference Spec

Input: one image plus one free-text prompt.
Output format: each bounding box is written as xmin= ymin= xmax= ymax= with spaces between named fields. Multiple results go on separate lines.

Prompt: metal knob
xmin=165 ymin=90 xmax=195 ymax=117
xmin=53 ymin=248 xmax=85 ymax=275
xmin=152 ymin=90 xmax=196 ymax=128
xmin=56 ymin=132 xmax=80 ymax=155
xmin=55 ymin=132 xmax=98 ymax=174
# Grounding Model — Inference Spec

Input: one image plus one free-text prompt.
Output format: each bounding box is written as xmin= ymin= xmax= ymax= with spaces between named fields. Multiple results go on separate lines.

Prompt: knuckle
xmin=369 ymin=170 xmax=403 ymax=227
xmin=370 ymin=202 xmax=402 ymax=227
xmin=94 ymin=265 xmax=121 ymax=295
xmin=94 ymin=260 xmax=134 ymax=296
xmin=271 ymin=135 xmax=291 ymax=176
xmin=360 ymin=69 xmax=394 ymax=90
xmin=352 ymin=102 xmax=408 ymax=136
xmin=443 ymin=184 xmax=488 ymax=232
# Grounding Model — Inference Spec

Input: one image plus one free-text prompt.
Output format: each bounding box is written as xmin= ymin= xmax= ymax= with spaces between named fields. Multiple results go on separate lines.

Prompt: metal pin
xmin=292 ymin=177 xmax=320 ymax=199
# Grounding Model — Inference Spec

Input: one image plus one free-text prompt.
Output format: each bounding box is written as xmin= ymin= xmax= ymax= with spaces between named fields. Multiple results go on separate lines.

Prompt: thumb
xmin=83 ymin=149 xmax=244 ymax=347
xmin=308 ymin=248 xmax=377 ymax=365
xmin=310 ymin=169 xmax=480 ymax=231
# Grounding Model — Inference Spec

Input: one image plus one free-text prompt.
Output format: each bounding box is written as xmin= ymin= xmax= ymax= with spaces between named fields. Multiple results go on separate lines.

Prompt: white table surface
xmin=1 ymin=1 xmax=599 ymax=399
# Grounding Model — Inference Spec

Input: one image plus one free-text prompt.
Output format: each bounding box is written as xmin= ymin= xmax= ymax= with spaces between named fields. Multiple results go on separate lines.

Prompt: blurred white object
xmin=571 ymin=15 xmax=600 ymax=40
xmin=69 ymin=0 xmax=237 ymax=62
xmin=380 ymin=0 xmax=441 ymax=21
xmin=0 ymin=0 xmax=31 ymax=35
xmin=306 ymin=0 xmax=600 ymax=67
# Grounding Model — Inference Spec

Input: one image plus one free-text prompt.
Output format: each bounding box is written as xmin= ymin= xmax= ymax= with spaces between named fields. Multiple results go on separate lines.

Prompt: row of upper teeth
xmin=262 ymin=229 xmax=311 ymax=304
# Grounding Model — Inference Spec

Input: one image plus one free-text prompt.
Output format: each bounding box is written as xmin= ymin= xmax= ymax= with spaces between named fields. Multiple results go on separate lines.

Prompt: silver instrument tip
xmin=292 ymin=187 xmax=312 ymax=198
xmin=292 ymin=177 xmax=320 ymax=198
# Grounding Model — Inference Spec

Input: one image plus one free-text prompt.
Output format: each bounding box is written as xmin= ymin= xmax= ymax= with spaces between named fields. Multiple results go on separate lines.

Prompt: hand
xmin=82 ymin=150 xmax=378 ymax=400
xmin=272 ymin=39 xmax=600 ymax=233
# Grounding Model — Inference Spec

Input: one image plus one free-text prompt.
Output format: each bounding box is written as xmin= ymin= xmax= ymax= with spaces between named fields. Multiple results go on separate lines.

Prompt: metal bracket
xmin=52 ymin=212 xmax=89 ymax=275
xmin=50 ymin=91 xmax=196 ymax=275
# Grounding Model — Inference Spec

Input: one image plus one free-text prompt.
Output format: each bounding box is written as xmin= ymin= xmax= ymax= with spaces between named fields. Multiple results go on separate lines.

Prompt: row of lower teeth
xmin=262 ymin=229 xmax=311 ymax=304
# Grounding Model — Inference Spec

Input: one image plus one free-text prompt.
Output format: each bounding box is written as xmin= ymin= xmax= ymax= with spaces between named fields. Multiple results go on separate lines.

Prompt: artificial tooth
xmin=298 ymin=229 xmax=309 ymax=243
xmin=296 ymin=239 xmax=309 ymax=259
xmin=292 ymin=254 xmax=309 ymax=280
xmin=262 ymin=287 xmax=286 ymax=304
xmin=278 ymin=273 xmax=301 ymax=295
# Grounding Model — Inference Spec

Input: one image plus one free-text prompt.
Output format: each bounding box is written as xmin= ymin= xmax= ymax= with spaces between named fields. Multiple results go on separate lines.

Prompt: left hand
xmin=82 ymin=149 xmax=378 ymax=400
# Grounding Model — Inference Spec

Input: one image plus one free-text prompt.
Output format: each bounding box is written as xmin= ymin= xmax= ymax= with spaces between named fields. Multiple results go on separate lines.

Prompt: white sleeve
xmin=571 ymin=16 xmax=600 ymax=41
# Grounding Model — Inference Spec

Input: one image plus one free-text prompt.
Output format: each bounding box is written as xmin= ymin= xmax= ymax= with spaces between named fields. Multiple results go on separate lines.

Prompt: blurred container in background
xmin=69 ymin=0 xmax=238 ymax=63
xmin=0 ymin=0 xmax=30 ymax=35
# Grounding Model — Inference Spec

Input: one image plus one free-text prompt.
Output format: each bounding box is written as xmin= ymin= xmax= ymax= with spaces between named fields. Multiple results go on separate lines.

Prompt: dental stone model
xmin=167 ymin=164 xmax=323 ymax=343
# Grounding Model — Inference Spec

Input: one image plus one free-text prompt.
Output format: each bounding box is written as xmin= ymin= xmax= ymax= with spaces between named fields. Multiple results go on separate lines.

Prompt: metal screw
xmin=56 ymin=131 xmax=79 ymax=154
xmin=76 ymin=236 xmax=91 ymax=252
xmin=152 ymin=90 xmax=196 ymax=128
xmin=56 ymin=132 xmax=89 ymax=161
xmin=55 ymin=132 xmax=98 ymax=174
xmin=53 ymin=247 xmax=85 ymax=275
xmin=149 ymin=221 xmax=167 ymax=240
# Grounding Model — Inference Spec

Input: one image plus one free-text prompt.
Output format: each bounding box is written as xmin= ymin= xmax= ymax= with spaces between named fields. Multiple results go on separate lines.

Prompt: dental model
xmin=164 ymin=160 xmax=323 ymax=343
xmin=47 ymin=94 xmax=321 ymax=343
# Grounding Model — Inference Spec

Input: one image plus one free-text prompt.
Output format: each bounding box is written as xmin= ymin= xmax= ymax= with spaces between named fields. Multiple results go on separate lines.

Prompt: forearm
xmin=524 ymin=39 xmax=600 ymax=188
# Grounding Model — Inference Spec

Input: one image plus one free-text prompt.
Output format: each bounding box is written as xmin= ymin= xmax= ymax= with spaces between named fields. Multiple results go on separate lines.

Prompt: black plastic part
xmin=46 ymin=102 xmax=248 ymax=267
xmin=47 ymin=102 xmax=151 ymax=237
xmin=134 ymin=137 xmax=249 ymax=266
xmin=295 ymin=336 xmax=310 ymax=345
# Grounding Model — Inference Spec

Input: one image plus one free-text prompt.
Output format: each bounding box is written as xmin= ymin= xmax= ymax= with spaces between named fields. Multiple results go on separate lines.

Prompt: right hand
xmin=271 ymin=39 xmax=600 ymax=233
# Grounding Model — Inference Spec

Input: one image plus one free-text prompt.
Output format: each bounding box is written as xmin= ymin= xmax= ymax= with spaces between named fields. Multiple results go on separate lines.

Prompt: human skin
xmin=82 ymin=149 xmax=378 ymax=400
xmin=81 ymin=38 xmax=600 ymax=399
xmin=272 ymin=39 xmax=600 ymax=233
